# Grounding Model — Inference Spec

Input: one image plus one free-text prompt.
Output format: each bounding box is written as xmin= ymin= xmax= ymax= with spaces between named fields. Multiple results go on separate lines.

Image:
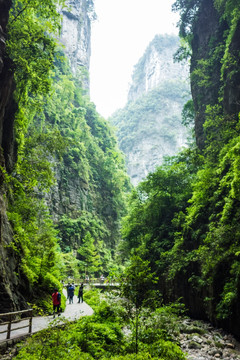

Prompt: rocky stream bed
xmin=180 ymin=318 xmax=240 ymax=360
xmin=1 ymin=316 xmax=240 ymax=359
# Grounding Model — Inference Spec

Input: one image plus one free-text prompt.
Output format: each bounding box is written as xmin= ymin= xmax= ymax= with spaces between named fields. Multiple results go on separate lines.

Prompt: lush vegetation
xmin=118 ymin=0 xmax=240 ymax=334
xmin=4 ymin=0 xmax=130 ymax=307
xmin=3 ymin=0 xmax=240 ymax=351
xmin=13 ymin=260 xmax=186 ymax=359
xmin=4 ymin=0 xmax=67 ymax=304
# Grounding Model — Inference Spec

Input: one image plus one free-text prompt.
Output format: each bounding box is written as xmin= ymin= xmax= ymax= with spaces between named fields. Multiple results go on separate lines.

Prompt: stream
xmin=1 ymin=311 xmax=240 ymax=359
xmin=180 ymin=318 xmax=240 ymax=360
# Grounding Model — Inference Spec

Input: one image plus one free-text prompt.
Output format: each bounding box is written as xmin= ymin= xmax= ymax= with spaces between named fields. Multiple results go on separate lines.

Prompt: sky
xmin=90 ymin=0 xmax=179 ymax=118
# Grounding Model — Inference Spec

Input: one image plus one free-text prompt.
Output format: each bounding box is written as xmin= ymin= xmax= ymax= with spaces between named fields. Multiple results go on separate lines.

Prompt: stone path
xmin=0 ymin=291 xmax=93 ymax=343
xmin=1 ymin=294 xmax=240 ymax=360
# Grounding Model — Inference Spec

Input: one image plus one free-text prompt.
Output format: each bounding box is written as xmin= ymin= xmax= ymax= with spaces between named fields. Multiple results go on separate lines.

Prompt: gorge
xmin=0 ymin=0 xmax=240 ymax=350
xmin=110 ymin=34 xmax=190 ymax=185
xmin=0 ymin=0 xmax=129 ymax=313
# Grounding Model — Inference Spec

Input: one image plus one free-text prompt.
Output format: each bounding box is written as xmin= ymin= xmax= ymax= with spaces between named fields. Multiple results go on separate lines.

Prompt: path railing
xmin=0 ymin=309 xmax=33 ymax=343
xmin=63 ymin=278 xmax=119 ymax=286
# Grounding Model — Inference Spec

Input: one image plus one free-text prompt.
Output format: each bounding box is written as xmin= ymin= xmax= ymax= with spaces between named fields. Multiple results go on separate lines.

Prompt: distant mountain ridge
xmin=110 ymin=34 xmax=190 ymax=186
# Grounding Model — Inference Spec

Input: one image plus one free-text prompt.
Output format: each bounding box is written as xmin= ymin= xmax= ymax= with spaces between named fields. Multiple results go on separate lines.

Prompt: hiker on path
xmin=66 ymin=282 xmax=70 ymax=299
xmin=78 ymin=283 xmax=84 ymax=303
xmin=52 ymin=288 xmax=61 ymax=317
xmin=68 ymin=284 xmax=75 ymax=304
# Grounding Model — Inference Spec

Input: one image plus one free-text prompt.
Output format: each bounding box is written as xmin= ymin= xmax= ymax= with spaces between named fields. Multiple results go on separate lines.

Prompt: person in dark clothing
xmin=66 ymin=282 xmax=70 ymax=299
xmin=52 ymin=288 xmax=61 ymax=317
xmin=78 ymin=283 xmax=84 ymax=303
xmin=68 ymin=284 xmax=75 ymax=304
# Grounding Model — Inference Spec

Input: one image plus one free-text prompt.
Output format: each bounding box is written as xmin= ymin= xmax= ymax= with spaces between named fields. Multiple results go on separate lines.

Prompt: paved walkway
xmin=0 ymin=291 xmax=93 ymax=343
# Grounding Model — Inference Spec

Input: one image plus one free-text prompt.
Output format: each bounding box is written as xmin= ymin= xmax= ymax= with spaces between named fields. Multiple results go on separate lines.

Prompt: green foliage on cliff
xmin=109 ymin=33 xmax=190 ymax=185
xmin=5 ymin=0 xmax=130 ymax=301
xmin=42 ymin=59 xmax=130 ymax=254
xmin=6 ymin=0 xmax=64 ymax=149
xmin=173 ymin=0 xmax=240 ymax=101
xmin=172 ymin=0 xmax=201 ymax=38
xmin=121 ymin=0 xmax=240 ymax=332
xmin=111 ymin=82 xmax=187 ymax=153
xmin=4 ymin=0 xmax=66 ymax=297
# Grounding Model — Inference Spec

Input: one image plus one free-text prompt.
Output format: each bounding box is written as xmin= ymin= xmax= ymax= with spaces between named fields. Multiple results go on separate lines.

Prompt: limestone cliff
xmin=60 ymin=0 xmax=93 ymax=89
xmin=0 ymin=0 xmax=28 ymax=312
xmin=168 ymin=0 xmax=240 ymax=338
xmin=110 ymin=35 xmax=190 ymax=186
xmin=43 ymin=1 xmax=126 ymax=251
xmin=190 ymin=0 xmax=223 ymax=149
xmin=0 ymin=0 xmax=94 ymax=312
xmin=48 ymin=0 xmax=92 ymax=221
xmin=128 ymin=35 xmax=189 ymax=102
xmin=0 ymin=0 xmax=17 ymax=173
xmin=190 ymin=0 xmax=240 ymax=149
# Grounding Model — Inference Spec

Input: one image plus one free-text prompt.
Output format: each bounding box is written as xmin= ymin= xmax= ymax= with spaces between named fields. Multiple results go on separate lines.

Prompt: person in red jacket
xmin=52 ymin=288 xmax=61 ymax=317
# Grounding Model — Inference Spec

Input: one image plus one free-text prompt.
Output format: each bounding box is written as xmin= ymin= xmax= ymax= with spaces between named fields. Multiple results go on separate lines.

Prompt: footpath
xmin=0 ymin=291 xmax=93 ymax=343
xmin=31 ymin=292 xmax=94 ymax=334
xmin=1 ymin=292 xmax=240 ymax=360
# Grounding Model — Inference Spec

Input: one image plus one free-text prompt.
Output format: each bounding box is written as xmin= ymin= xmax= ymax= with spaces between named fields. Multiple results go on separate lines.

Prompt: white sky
xmin=90 ymin=0 xmax=179 ymax=118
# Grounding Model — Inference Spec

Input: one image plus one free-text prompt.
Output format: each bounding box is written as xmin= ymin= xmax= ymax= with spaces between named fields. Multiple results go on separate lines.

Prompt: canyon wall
xmin=170 ymin=0 xmax=240 ymax=337
xmin=128 ymin=35 xmax=189 ymax=102
xmin=110 ymin=35 xmax=190 ymax=186
xmin=0 ymin=0 xmax=28 ymax=312
xmin=60 ymin=0 xmax=92 ymax=89
xmin=190 ymin=0 xmax=240 ymax=149
xmin=0 ymin=0 xmax=94 ymax=312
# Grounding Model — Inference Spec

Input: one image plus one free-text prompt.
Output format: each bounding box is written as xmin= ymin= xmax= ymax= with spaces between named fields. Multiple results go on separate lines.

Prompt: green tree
xmin=120 ymin=255 xmax=158 ymax=354
xmin=77 ymin=232 xmax=101 ymax=277
xmin=120 ymin=154 xmax=197 ymax=273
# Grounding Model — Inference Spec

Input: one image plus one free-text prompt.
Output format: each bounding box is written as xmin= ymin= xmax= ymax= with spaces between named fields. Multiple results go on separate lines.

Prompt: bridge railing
xmin=63 ymin=278 xmax=118 ymax=286
xmin=0 ymin=309 xmax=33 ymax=343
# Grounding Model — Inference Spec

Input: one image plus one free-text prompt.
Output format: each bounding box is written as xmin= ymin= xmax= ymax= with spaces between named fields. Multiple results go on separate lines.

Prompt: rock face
xmin=110 ymin=35 xmax=190 ymax=186
xmin=190 ymin=0 xmax=240 ymax=149
xmin=222 ymin=15 xmax=240 ymax=117
xmin=128 ymin=35 xmax=189 ymax=102
xmin=190 ymin=0 xmax=223 ymax=149
xmin=46 ymin=163 xmax=89 ymax=224
xmin=60 ymin=0 xmax=92 ymax=89
xmin=0 ymin=0 xmax=28 ymax=312
xmin=173 ymin=0 xmax=240 ymax=339
xmin=0 ymin=0 xmax=17 ymax=173
xmin=0 ymin=0 xmax=94 ymax=313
